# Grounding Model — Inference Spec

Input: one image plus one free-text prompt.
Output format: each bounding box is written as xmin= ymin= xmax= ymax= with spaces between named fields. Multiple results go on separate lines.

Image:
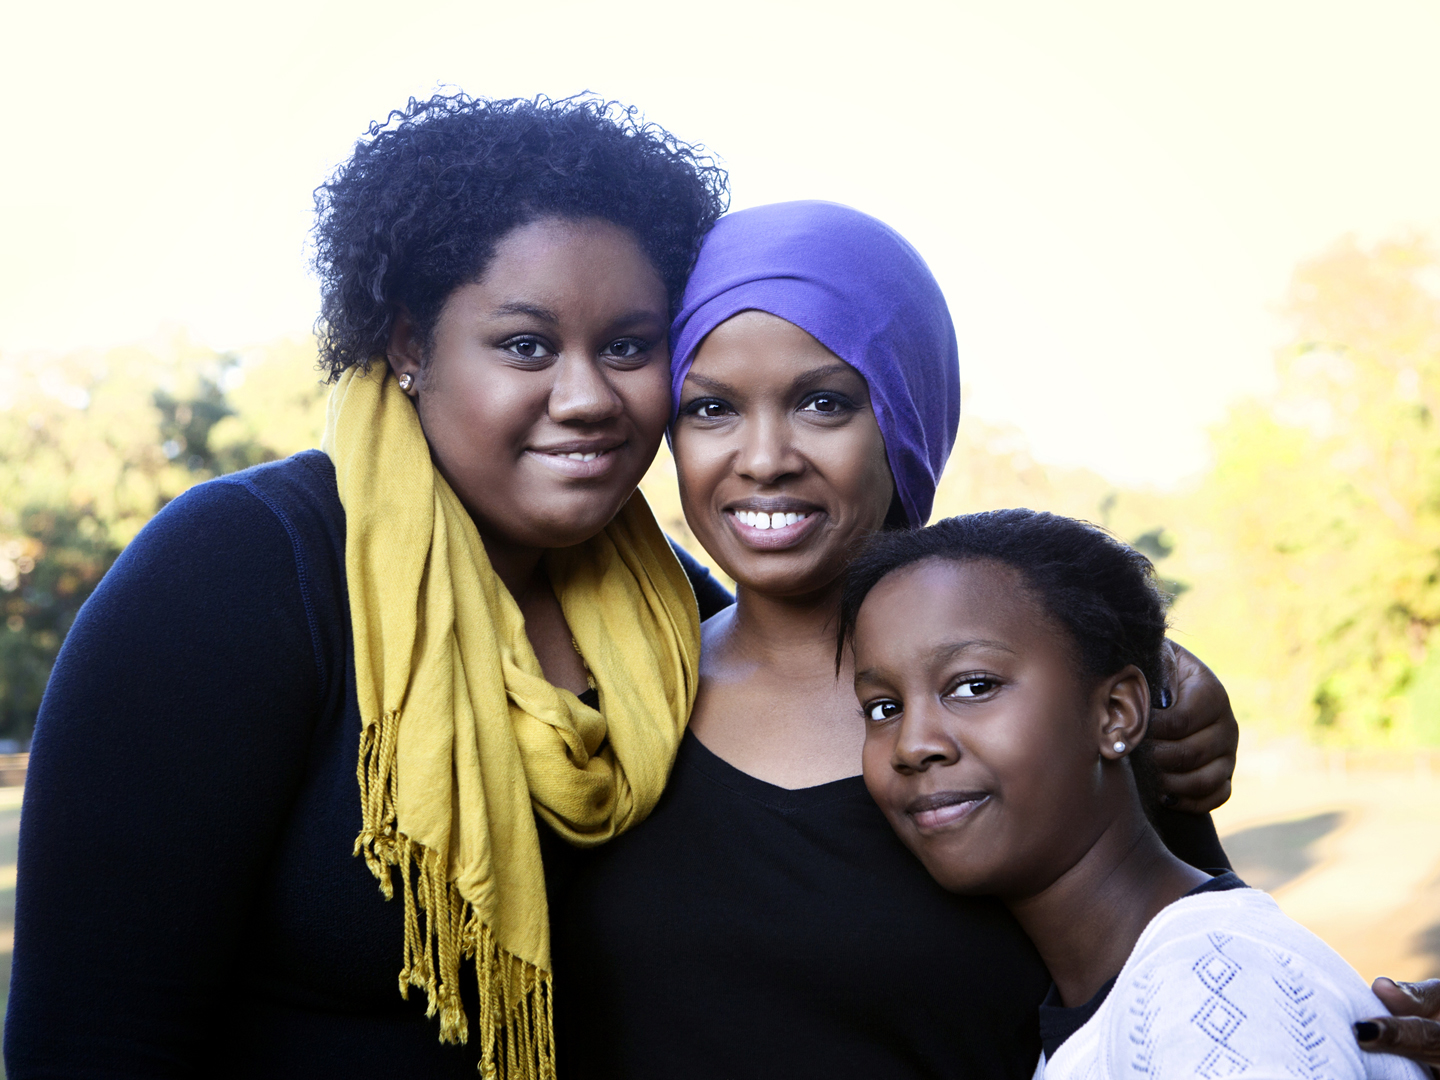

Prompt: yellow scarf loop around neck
xmin=322 ymin=364 xmax=700 ymax=1078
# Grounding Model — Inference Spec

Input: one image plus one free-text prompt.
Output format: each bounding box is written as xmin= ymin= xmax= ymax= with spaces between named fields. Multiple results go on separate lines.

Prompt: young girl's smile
xmin=844 ymin=511 xmax=1423 ymax=1078
xmin=855 ymin=556 xmax=1148 ymax=901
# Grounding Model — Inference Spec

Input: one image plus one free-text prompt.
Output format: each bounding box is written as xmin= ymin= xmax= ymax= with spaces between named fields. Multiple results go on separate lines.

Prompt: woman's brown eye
xmin=801 ymin=392 xmax=853 ymax=414
xmin=504 ymin=337 xmax=551 ymax=360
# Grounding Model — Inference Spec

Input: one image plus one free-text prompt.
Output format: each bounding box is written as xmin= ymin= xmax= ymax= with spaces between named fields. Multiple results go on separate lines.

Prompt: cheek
xmin=424 ymin=379 xmax=534 ymax=471
xmin=817 ymin=425 xmax=894 ymax=524
xmin=979 ymin=712 xmax=1096 ymax=853
xmin=424 ymin=344 xmax=534 ymax=422
xmin=860 ymin=727 xmax=894 ymax=801
xmin=862 ymin=733 xmax=917 ymax=839
xmin=982 ymin=725 xmax=1051 ymax=806
xmin=620 ymin=366 xmax=675 ymax=448
xmin=671 ymin=429 xmax=727 ymax=514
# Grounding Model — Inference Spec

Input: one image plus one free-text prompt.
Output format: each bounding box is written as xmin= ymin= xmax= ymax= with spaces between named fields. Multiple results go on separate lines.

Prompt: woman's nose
xmin=892 ymin=704 xmax=960 ymax=773
xmin=549 ymin=354 xmax=623 ymax=424
xmin=735 ymin=414 xmax=803 ymax=484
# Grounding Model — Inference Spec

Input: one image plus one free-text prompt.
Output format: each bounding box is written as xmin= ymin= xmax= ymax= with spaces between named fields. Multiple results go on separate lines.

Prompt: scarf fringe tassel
xmin=354 ymin=711 xmax=557 ymax=1080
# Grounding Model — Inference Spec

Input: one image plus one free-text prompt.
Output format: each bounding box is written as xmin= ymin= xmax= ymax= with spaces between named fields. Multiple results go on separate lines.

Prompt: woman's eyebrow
xmin=791 ymin=363 xmax=871 ymax=400
xmin=853 ymin=639 xmax=1015 ymax=684
xmin=686 ymin=363 xmax=860 ymax=397
xmin=791 ymin=363 xmax=854 ymax=385
xmin=683 ymin=372 xmax=741 ymax=395
xmin=489 ymin=304 xmax=666 ymax=331
xmin=931 ymin=639 xmax=1016 ymax=662
xmin=493 ymin=301 xmax=561 ymax=322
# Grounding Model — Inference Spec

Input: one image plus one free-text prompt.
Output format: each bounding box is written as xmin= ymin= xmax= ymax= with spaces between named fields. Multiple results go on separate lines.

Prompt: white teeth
xmin=734 ymin=510 xmax=809 ymax=530
xmin=562 ymin=452 xmax=599 ymax=462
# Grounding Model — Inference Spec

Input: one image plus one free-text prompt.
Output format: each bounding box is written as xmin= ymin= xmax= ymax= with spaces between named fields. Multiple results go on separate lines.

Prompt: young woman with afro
xmin=6 ymin=93 xmax=731 ymax=1079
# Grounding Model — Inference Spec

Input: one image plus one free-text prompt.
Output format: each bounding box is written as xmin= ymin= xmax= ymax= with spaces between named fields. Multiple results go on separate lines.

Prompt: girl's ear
xmin=386 ymin=309 xmax=423 ymax=395
xmin=1095 ymin=664 xmax=1150 ymax=761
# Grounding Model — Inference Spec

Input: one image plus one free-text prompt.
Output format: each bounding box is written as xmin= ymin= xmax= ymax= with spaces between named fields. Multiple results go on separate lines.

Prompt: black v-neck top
xmin=551 ymin=731 xmax=1053 ymax=1079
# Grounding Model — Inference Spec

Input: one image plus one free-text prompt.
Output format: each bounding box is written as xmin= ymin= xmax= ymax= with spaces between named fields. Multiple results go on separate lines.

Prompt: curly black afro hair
xmin=312 ymin=93 xmax=729 ymax=380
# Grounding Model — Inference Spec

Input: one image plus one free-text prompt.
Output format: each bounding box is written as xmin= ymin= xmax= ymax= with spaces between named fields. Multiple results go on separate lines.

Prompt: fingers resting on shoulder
xmin=1357 ymin=979 xmax=1440 ymax=1073
xmin=1145 ymin=642 xmax=1239 ymax=814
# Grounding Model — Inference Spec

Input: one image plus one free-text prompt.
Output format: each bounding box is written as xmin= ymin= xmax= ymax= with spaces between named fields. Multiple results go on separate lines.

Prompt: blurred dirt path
xmin=1214 ymin=748 xmax=1440 ymax=983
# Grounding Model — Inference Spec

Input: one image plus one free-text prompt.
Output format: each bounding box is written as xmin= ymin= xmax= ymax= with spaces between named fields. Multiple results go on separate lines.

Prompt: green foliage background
xmin=2 ymin=233 xmax=1439 ymax=747
xmin=0 ymin=336 xmax=328 ymax=738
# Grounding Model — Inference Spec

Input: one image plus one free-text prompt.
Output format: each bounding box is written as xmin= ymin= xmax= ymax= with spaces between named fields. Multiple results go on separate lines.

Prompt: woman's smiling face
xmin=854 ymin=557 xmax=1132 ymax=900
xmin=389 ymin=216 xmax=673 ymax=555
xmin=671 ymin=310 xmax=895 ymax=598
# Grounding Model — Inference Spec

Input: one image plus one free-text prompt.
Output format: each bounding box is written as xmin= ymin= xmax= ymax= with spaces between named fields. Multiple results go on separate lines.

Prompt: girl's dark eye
xmin=680 ymin=398 xmax=734 ymax=420
xmin=800 ymin=392 xmax=856 ymax=415
xmin=502 ymin=337 xmax=554 ymax=361
xmin=948 ymin=678 xmax=997 ymax=699
xmin=605 ymin=338 xmax=647 ymax=361
xmin=864 ymin=700 xmax=902 ymax=722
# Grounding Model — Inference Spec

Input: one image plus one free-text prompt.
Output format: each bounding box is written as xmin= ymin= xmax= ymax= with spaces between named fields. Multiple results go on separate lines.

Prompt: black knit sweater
xmin=3 ymin=451 xmax=730 ymax=1078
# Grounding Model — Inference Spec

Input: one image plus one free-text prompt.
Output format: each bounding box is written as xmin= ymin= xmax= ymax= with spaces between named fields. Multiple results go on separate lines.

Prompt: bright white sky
xmin=3 ymin=0 xmax=1438 ymax=485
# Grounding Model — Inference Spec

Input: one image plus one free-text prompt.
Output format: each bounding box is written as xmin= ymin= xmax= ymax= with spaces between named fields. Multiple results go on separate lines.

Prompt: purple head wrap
xmin=670 ymin=201 xmax=960 ymax=528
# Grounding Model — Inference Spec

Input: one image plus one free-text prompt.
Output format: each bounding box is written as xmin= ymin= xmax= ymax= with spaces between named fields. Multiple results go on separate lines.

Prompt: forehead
xmin=688 ymin=310 xmax=866 ymax=388
xmin=470 ymin=217 xmax=666 ymax=309
xmin=854 ymin=558 xmax=1060 ymax=666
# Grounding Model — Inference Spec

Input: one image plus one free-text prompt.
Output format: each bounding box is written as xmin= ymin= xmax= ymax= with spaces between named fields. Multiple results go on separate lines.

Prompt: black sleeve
xmin=668 ymin=538 xmax=734 ymax=622
xmin=1155 ymin=808 xmax=1231 ymax=872
xmin=4 ymin=480 xmax=326 ymax=1078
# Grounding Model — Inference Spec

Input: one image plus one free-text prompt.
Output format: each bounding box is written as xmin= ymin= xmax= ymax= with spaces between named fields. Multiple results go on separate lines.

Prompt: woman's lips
xmin=526 ymin=446 xmax=622 ymax=479
xmin=726 ymin=508 xmax=824 ymax=550
xmin=907 ymin=792 xmax=990 ymax=833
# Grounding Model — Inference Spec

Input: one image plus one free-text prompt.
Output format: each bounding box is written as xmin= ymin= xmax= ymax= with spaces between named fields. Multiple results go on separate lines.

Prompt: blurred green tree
xmin=0 ymin=335 xmax=327 ymax=740
xmin=1176 ymin=234 xmax=1440 ymax=746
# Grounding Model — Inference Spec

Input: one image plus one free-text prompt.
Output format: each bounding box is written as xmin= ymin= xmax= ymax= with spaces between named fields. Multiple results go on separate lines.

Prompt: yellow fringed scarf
xmin=321 ymin=364 xmax=700 ymax=1079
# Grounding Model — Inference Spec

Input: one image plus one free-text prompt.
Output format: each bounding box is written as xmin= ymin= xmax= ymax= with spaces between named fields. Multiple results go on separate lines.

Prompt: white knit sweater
xmin=1037 ymin=889 xmax=1428 ymax=1080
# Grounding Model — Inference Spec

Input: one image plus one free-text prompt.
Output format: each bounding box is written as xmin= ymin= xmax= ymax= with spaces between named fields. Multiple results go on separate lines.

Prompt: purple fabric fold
xmin=670 ymin=200 xmax=960 ymax=527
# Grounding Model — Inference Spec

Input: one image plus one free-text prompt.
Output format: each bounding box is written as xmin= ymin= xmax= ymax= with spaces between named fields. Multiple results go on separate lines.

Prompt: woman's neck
xmin=1006 ymin=808 xmax=1211 ymax=1007
xmin=480 ymin=535 xmax=545 ymax=601
xmin=723 ymin=581 xmax=846 ymax=663
xmin=688 ymin=580 xmax=868 ymax=789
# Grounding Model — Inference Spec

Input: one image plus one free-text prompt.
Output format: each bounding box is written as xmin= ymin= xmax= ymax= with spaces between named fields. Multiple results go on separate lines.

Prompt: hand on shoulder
xmin=1146 ymin=642 xmax=1238 ymax=813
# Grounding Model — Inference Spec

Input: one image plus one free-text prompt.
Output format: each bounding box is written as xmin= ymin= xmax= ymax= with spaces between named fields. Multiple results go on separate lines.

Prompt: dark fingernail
xmin=1158 ymin=687 xmax=1173 ymax=709
xmin=1161 ymin=794 xmax=1178 ymax=808
xmin=1354 ymin=1021 xmax=1380 ymax=1042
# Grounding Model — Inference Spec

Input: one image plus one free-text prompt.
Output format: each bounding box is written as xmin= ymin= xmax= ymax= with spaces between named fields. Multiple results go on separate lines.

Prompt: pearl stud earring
xmin=1112 ymin=741 xmax=1127 ymax=754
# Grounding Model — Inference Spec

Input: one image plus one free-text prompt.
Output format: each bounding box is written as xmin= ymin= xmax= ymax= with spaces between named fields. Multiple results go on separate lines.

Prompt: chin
xmin=540 ymin=512 xmax=626 ymax=550
xmin=495 ymin=497 xmax=626 ymax=552
xmin=917 ymin=852 xmax=999 ymax=897
xmin=722 ymin=552 xmax=840 ymax=598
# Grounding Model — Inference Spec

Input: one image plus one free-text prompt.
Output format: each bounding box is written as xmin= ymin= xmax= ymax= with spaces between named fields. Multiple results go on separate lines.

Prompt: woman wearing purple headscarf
xmin=552 ymin=201 xmax=1239 ymax=1078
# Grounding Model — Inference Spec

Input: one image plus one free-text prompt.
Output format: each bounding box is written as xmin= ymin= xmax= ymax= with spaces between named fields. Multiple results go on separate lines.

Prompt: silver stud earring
xmin=1112 ymin=741 xmax=1127 ymax=754
xmin=397 ymin=373 xmax=414 ymax=392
